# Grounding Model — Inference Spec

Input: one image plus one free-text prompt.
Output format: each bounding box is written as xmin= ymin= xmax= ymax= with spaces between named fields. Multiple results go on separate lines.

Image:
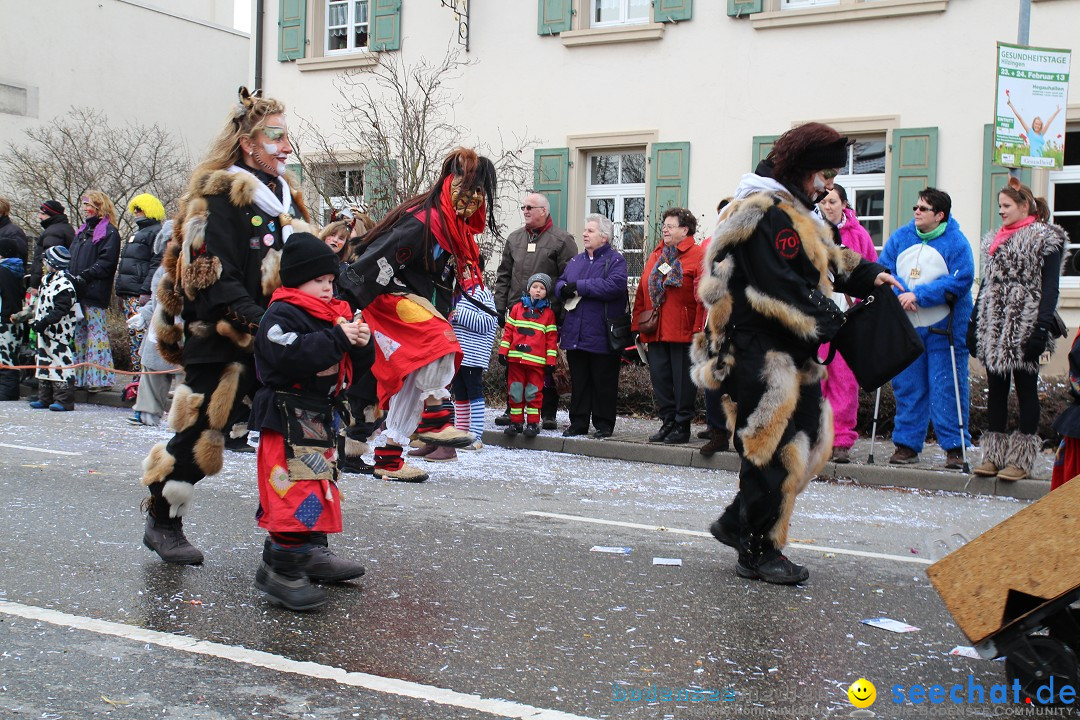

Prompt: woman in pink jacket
xmin=818 ymin=184 xmax=878 ymax=463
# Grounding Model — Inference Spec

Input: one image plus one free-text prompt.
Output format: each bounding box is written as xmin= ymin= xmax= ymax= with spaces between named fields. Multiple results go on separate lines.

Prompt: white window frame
xmin=1049 ymin=165 xmax=1080 ymax=289
xmin=584 ymin=151 xmax=647 ymax=277
xmin=832 ymin=134 xmax=887 ymax=252
xmin=591 ymin=0 xmax=650 ymax=28
xmin=325 ymin=0 xmax=369 ymax=55
xmin=320 ymin=166 xmax=364 ymax=224
xmin=782 ymin=0 xmax=839 ymax=7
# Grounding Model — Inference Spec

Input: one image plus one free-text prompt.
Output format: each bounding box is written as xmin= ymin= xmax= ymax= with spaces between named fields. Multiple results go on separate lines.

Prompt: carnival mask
xmin=450 ymin=176 xmax=483 ymax=219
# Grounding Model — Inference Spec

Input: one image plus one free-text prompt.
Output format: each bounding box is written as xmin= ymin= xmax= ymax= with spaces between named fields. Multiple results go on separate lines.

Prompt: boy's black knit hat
xmin=0 ymin=237 xmax=19 ymax=259
xmin=280 ymin=232 xmax=340 ymax=288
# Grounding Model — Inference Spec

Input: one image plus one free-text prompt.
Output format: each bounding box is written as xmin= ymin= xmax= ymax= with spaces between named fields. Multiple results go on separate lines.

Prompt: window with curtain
xmin=327 ymin=0 xmax=369 ymax=53
xmin=585 ymin=152 xmax=647 ymax=279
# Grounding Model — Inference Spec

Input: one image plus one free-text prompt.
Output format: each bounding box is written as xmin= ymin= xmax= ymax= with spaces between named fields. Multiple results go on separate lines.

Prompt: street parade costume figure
xmin=140 ymin=87 xmax=315 ymax=565
xmin=251 ymin=234 xmax=371 ymax=611
xmin=499 ymin=272 xmax=559 ymax=437
xmin=691 ymin=123 xmax=894 ymax=585
xmin=337 ymin=147 xmax=498 ymax=483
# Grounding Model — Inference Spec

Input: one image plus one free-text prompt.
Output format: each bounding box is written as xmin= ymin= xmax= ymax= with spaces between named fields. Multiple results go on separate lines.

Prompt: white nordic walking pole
xmin=867 ymin=387 xmax=882 ymax=464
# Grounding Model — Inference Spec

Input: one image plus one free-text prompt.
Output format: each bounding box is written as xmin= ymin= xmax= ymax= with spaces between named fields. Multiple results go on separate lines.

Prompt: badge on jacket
xmin=527 ymin=243 xmax=536 ymax=253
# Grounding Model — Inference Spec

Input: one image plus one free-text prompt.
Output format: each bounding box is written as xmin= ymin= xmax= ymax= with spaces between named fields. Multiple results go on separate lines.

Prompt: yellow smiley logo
xmin=847 ymin=678 xmax=876 ymax=709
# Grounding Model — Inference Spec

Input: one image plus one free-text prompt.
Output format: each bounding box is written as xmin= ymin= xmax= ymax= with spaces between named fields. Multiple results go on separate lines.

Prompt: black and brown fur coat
xmin=690 ymin=187 xmax=884 ymax=548
xmin=154 ymin=167 xmax=312 ymax=366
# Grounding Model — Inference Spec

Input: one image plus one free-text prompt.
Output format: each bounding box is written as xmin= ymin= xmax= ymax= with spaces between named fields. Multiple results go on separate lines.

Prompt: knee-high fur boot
xmin=997 ymin=432 xmax=1041 ymax=481
xmin=973 ymin=431 xmax=1009 ymax=477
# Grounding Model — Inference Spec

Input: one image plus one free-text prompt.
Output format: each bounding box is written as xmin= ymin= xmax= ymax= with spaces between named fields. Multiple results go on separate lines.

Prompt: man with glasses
xmin=493 ymin=193 xmax=576 ymax=429
xmin=878 ymin=188 xmax=974 ymax=469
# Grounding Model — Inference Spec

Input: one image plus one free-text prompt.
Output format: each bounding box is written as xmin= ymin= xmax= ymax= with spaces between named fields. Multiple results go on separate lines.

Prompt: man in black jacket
xmin=29 ymin=200 xmax=75 ymax=294
xmin=0 ymin=197 xmax=29 ymax=264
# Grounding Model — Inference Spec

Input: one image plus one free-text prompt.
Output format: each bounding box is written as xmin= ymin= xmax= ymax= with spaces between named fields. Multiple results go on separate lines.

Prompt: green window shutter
xmin=656 ymin=0 xmax=692 ymax=23
xmin=370 ymin=0 xmax=401 ymax=51
xmin=647 ymin=142 xmax=690 ymax=247
xmin=888 ymin=127 xmax=938 ymax=236
xmin=363 ymin=158 xmax=398 ymax=221
xmin=751 ymin=135 xmax=779 ymax=171
xmin=981 ymin=123 xmax=1031 ymax=241
xmin=278 ymin=0 xmax=306 ymax=61
xmin=538 ymin=0 xmax=573 ymax=35
xmin=285 ymin=163 xmax=303 ymax=184
xmin=728 ymin=0 xmax=763 ymax=16
xmin=533 ymin=148 xmax=570 ymax=230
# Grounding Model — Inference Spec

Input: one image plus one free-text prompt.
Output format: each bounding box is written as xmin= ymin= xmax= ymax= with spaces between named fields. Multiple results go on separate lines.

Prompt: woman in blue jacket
xmin=554 ymin=214 xmax=628 ymax=439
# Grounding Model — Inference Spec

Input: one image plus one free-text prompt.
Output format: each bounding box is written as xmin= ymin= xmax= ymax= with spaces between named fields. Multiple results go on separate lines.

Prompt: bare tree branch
xmin=0 ymin=107 xmax=191 ymax=236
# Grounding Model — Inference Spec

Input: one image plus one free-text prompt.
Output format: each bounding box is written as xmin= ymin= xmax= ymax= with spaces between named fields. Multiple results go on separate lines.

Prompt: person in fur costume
xmin=969 ymin=178 xmax=1066 ymax=482
xmin=139 ymin=87 xmax=317 ymax=565
xmin=0 ymin=236 xmax=26 ymax=400
xmin=336 ymin=148 xmax=498 ymax=483
xmin=690 ymin=123 xmax=900 ymax=585
xmin=878 ymin=188 xmax=974 ymax=469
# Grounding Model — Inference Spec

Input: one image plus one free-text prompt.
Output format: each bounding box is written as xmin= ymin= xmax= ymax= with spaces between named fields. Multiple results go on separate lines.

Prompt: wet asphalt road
xmin=0 ymin=403 xmax=1045 ymax=719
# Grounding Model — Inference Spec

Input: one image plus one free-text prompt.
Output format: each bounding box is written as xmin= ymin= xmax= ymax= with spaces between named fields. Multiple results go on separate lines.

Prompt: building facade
xmin=0 ymin=0 xmax=248 ymax=173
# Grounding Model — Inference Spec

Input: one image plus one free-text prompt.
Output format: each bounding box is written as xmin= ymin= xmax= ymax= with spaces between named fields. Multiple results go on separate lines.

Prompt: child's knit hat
xmin=280 ymin=232 xmax=340 ymax=288
xmin=526 ymin=272 xmax=553 ymax=297
xmin=44 ymin=245 xmax=71 ymax=270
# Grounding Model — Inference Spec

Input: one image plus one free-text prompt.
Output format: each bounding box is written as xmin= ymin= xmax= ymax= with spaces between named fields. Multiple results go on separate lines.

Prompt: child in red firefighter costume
xmin=499 ymin=272 xmax=558 ymax=437
xmin=251 ymin=233 xmax=371 ymax=611
xmin=337 ymin=148 xmax=499 ymax=483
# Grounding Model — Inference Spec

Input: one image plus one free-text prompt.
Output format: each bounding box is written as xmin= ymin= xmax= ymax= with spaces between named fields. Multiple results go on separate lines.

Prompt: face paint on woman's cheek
xmin=262 ymin=142 xmax=280 ymax=155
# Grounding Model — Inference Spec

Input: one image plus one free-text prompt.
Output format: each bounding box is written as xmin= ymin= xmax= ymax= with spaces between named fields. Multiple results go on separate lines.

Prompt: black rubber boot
xmin=254 ymin=542 xmax=328 ymax=611
xmin=143 ymin=513 xmax=205 ymax=565
xmin=274 ymin=534 xmax=366 ymax=583
xmin=0 ymin=368 xmax=19 ymax=401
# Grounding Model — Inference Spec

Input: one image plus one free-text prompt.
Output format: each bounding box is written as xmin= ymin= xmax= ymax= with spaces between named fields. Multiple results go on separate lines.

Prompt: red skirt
xmin=1051 ymin=437 xmax=1080 ymax=491
xmin=364 ymin=294 xmax=461 ymax=408
xmin=256 ymin=429 xmax=342 ymax=533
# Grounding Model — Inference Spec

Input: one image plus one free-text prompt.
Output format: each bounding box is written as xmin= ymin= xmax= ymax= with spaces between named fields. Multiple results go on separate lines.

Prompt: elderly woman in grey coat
xmin=126 ymin=221 xmax=180 ymax=426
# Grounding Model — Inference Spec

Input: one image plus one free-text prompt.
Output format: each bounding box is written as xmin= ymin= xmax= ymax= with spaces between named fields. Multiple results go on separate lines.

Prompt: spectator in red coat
xmin=632 ymin=207 xmax=705 ymax=445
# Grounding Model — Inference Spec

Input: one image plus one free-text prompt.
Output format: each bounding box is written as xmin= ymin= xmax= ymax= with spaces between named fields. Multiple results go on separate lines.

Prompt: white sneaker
xmin=462 ymin=439 xmax=483 ymax=451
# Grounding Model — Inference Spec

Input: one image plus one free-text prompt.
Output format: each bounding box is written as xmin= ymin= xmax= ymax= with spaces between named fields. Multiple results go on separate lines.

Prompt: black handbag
xmin=821 ymin=285 xmax=925 ymax=392
xmin=605 ymin=299 xmax=632 ymax=353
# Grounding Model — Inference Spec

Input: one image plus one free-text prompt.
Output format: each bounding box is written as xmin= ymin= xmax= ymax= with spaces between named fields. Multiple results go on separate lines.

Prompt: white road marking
xmin=0 ymin=600 xmax=596 ymax=720
xmin=523 ymin=511 xmax=934 ymax=566
xmin=0 ymin=442 xmax=82 ymax=456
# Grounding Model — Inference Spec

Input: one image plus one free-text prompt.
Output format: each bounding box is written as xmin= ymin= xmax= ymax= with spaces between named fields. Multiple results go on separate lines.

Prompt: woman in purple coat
xmin=554 ymin=214 xmax=628 ymax=439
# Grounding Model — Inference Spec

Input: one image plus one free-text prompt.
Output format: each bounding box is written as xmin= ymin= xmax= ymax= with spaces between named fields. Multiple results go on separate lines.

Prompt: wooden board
xmin=927 ymin=478 xmax=1080 ymax=645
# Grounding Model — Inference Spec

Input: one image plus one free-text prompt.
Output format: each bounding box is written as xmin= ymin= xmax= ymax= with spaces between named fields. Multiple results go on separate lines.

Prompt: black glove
xmin=497 ymin=354 xmax=508 ymax=367
xmin=70 ymin=274 xmax=87 ymax=293
xmin=497 ymin=310 xmax=506 ymax=327
xmin=559 ymin=282 xmax=577 ymax=301
xmin=1022 ymin=323 xmax=1049 ymax=363
xmin=810 ymin=289 xmax=846 ymax=343
xmin=966 ymin=319 xmax=977 ymax=359
xmin=30 ymin=320 xmax=46 ymax=334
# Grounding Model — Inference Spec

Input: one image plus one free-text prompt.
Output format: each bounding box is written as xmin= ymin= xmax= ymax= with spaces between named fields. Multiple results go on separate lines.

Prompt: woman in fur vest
xmin=691 ymin=123 xmax=900 ymax=585
xmin=139 ymin=87 xmax=318 ymax=565
xmin=970 ymin=178 xmax=1066 ymax=481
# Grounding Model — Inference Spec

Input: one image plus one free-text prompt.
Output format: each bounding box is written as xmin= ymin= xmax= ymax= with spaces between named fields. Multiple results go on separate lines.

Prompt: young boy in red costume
xmin=250 ymin=233 xmax=371 ymax=611
xmin=499 ymin=272 xmax=558 ymax=438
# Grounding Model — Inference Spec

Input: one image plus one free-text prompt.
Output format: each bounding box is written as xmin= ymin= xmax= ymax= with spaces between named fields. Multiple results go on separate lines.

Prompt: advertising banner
xmin=994 ymin=42 xmax=1071 ymax=169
